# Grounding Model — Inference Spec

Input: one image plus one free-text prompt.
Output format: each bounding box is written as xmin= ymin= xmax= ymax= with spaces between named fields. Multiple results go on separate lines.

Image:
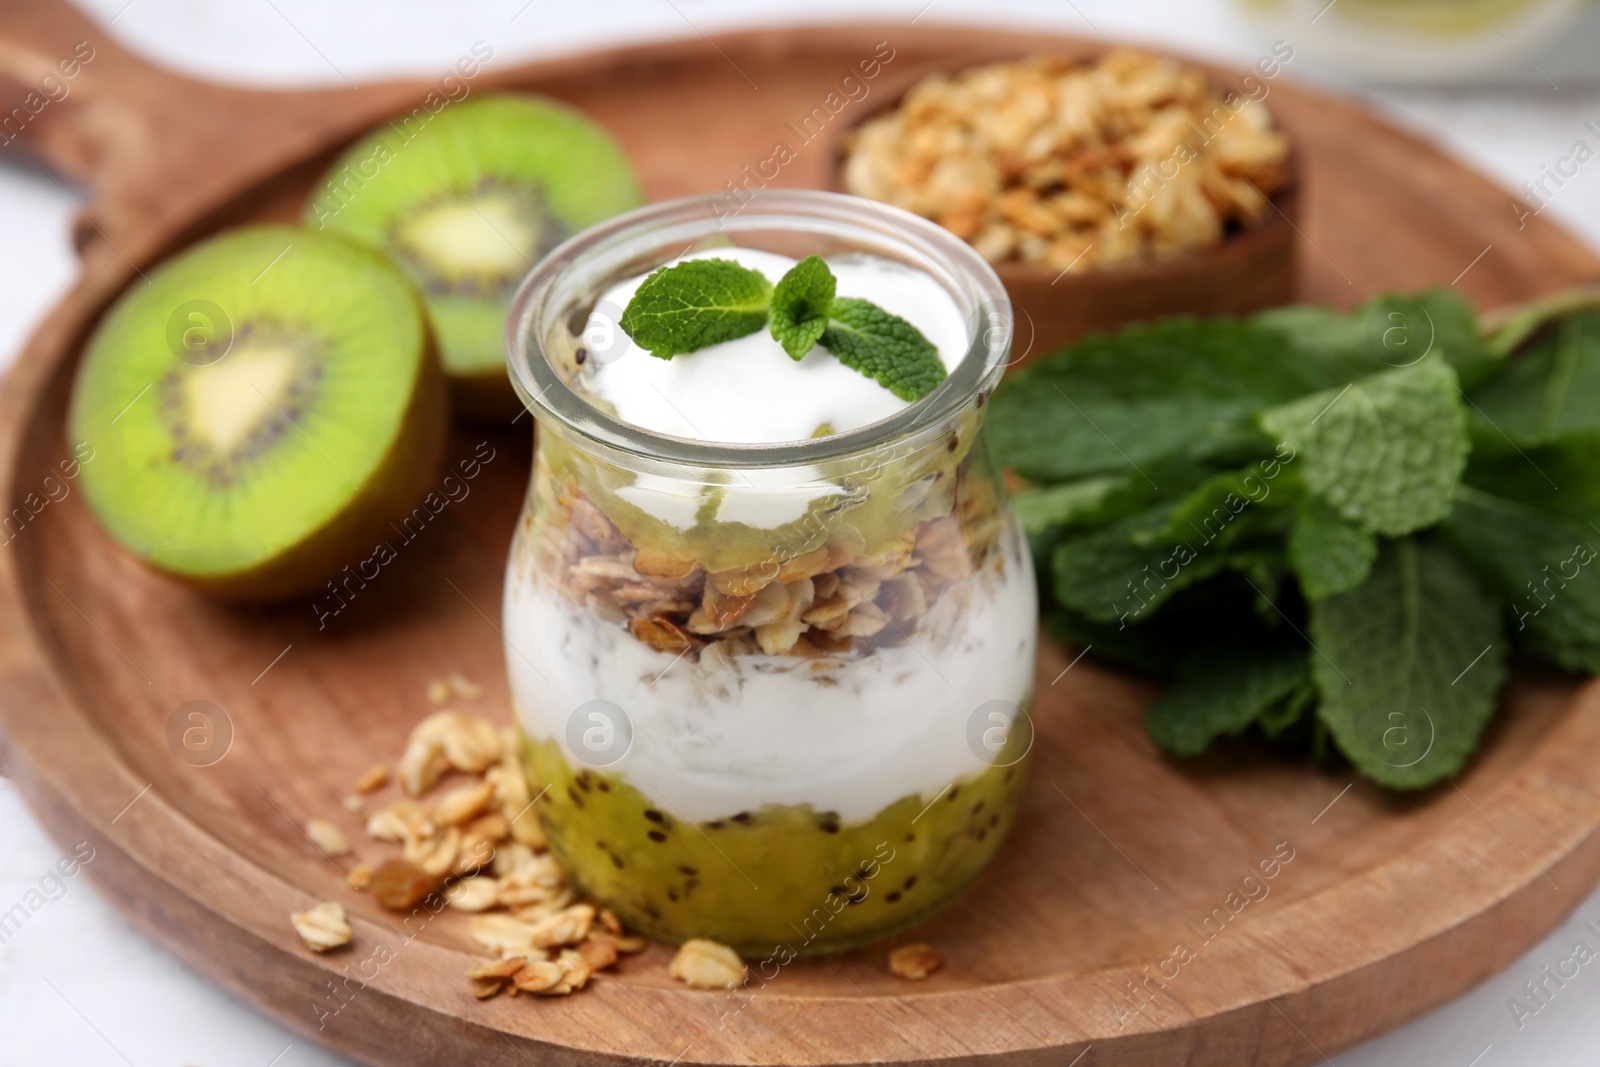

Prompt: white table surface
xmin=4 ymin=2 xmax=1600 ymax=1064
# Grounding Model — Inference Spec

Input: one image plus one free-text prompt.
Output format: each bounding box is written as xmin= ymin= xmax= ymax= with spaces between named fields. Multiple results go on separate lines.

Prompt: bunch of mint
xmin=992 ymin=288 xmax=1600 ymax=789
xmin=617 ymin=255 xmax=947 ymax=401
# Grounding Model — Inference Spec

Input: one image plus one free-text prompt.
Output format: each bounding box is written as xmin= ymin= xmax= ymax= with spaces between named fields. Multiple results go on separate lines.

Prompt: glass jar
xmin=502 ymin=190 xmax=1036 ymax=956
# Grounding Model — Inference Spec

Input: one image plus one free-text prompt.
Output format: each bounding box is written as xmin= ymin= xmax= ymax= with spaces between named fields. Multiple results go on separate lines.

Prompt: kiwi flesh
xmin=68 ymin=225 xmax=448 ymax=604
xmin=305 ymin=93 xmax=644 ymax=420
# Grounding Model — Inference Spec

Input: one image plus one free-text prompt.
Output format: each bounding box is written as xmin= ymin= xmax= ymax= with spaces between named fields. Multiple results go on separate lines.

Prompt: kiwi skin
xmin=182 ymin=339 xmax=449 ymax=605
xmin=449 ymin=365 xmax=523 ymax=425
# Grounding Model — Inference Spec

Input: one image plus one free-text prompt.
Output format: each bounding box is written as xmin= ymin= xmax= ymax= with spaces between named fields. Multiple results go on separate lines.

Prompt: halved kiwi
xmin=306 ymin=92 xmax=644 ymax=420
xmin=68 ymin=225 xmax=447 ymax=603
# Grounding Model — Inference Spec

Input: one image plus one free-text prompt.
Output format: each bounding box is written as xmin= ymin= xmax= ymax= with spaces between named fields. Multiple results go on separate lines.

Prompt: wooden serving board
xmin=3 ymin=4 xmax=1600 ymax=1065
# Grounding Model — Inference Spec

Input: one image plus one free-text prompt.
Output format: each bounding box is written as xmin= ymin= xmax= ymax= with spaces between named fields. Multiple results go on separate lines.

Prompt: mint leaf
xmin=1051 ymin=506 xmax=1232 ymax=626
xmin=1443 ymin=483 xmax=1600 ymax=673
xmin=1148 ymin=467 xmax=1295 ymax=548
xmin=768 ymin=255 xmax=835 ymax=360
xmin=1467 ymin=310 xmax=1600 ymax=448
xmin=1014 ymin=476 xmax=1129 ymax=538
xmin=1255 ymin=289 xmax=1499 ymax=390
xmin=618 ymin=258 xmax=773 ymax=359
xmin=1145 ymin=642 xmax=1310 ymax=758
xmin=1309 ymin=538 xmax=1507 ymax=790
xmin=1288 ymin=497 xmax=1376 ymax=600
xmin=991 ymin=319 xmax=1337 ymax=483
xmin=820 ymin=298 xmax=947 ymax=401
xmin=1259 ymin=359 xmax=1468 ymax=537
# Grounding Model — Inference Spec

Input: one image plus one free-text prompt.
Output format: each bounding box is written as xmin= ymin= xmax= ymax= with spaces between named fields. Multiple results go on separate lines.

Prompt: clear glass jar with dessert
xmin=503 ymin=190 xmax=1036 ymax=956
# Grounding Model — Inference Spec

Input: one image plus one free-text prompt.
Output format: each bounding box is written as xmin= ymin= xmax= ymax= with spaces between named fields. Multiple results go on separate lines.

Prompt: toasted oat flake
xmin=888 ymin=942 xmax=942 ymax=980
xmin=446 ymin=876 xmax=502 ymax=913
xmin=669 ymin=939 xmax=746 ymax=990
xmin=471 ymin=914 xmax=544 ymax=958
xmin=340 ymin=794 xmax=365 ymax=814
xmin=404 ymin=825 xmax=461 ymax=879
xmin=426 ymin=679 xmax=452 ymax=705
xmin=346 ymin=863 xmax=374 ymax=890
xmin=306 ymin=818 xmax=351 ymax=857
xmin=467 ymin=956 xmax=529 ymax=980
xmin=291 ymin=901 xmax=352 ymax=953
xmin=527 ymin=903 xmax=595 ymax=949
xmin=448 ymin=671 xmax=485 ymax=701
xmin=354 ymin=763 xmax=390 ymax=793
xmin=435 ymin=780 xmax=496 ymax=826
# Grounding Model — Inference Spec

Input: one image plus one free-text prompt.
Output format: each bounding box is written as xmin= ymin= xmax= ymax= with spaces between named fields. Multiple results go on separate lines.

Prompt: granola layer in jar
xmin=503 ymin=192 xmax=1036 ymax=955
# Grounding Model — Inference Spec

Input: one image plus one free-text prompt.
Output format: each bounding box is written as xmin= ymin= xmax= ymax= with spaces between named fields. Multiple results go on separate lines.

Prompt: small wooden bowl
xmin=829 ymin=54 xmax=1301 ymax=364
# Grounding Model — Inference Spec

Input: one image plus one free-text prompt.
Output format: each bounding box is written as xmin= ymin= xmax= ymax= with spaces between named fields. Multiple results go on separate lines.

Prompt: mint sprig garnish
xmin=616 ymin=255 xmax=948 ymax=400
xmin=618 ymin=258 xmax=772 ymax=360
xmin=769 ymin=254 xmax=835 ymax=359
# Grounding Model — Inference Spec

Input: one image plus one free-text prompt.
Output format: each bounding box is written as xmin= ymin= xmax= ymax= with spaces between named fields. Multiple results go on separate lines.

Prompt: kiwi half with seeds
xmin=306 ymin=92 xmax=644 ymax=420
xmin=68 ymin=225 xmax=447 ymax=603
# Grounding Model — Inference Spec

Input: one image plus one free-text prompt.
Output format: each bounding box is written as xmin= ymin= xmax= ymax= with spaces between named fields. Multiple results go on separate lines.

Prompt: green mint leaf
xmin=1467 ymin=309 xmax=1600 ymax=449
xmin=768 ymin=255 xmax=835 ymax=360
xmin=1146 ymin=466 xmax=1296 ymax=548
xmin=1254 ymin=288 xmax=1499 ymax=390
xmin=819 ymin=298 xmax=947 ymax=401
xmin=1145 ymin=641 xmax=1310 ymax=758
xmin=1288 ymin=497 xmax=1377 ymax=600
xmin=1259 ymin=359 xmax=1468 ymax=537
xmin=1013 ymin=476 xmax=1130 ymax=538
xmin=1050 ymin=506 xmax=1229 ymax=626
xmin=1443 ymin=480 xmax=1600 ymax=673
xmin=1309 ymin=538 xmax=1507 ymax=790
xmin=1257 ymin=683 xmax=1317 ymax=741
xmin=618 ymin=258 xmax=772 ymax=359
xmin=990 ymin=319 xmax=1338 ymax=484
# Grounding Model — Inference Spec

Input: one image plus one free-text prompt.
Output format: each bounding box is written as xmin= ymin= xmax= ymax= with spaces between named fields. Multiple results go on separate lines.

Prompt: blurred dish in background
xmin=1234 ymin=0 xmax=1591 ymax=84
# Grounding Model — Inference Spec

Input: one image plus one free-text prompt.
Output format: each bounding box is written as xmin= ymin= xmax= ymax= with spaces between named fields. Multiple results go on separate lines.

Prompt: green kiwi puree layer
xmin=524 ymin=733 xmax=1030 ymax=955
xmin=539 ymin=404 xmax=991 ymax=575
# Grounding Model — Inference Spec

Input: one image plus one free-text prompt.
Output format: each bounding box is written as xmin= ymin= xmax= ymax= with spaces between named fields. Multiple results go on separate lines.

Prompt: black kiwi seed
xmin=678 ymin=865 xmax=698 ymax=876
xmin=667 ymin=888 xmax=679 ymax=902
xmin=611 ymin=854 xmax=625 ymax=869
xmin=575 ymin=346 xmax=588 ymax=365
xmin=977 ymin=828 xmax=989 ymax=842
xmin=597 ymin=781 xmax=610 ymax=792
xmin=948 ymin=786 xmax=961 ymax=802
xmin=647 ymin=830 xmax=667 ymax=843
xmin=886 ymin=891 xmax=902 ymax=904
xmin=947 ymin=435 xmax=959 ymax=452
xmin=972 ymin=800 xmax=985 ymax=815
xmin=818 ymin=819 xmax=840 ymax=834
xmin=903 ymin=876 xmax=918 ymax=890
xmin=904 ymin=832 xmax=915 ymax=843
xmin=707 ymin=820 xmax=726 ymax=830
xmin=989 ymin=813 xmax=1000 ymax=829
xmin=644 ymin=809 xmax=666 ymax=824
xmin=731 ymin=812 xmax=753 ymax=825
xmin=566 ymin=786 xmax=585 ymax=809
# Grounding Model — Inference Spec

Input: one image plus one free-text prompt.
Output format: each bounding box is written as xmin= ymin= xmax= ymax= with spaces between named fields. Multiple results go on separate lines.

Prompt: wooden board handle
xmin=0 ymin=0 xmax=189 ymax=190
xmin=0 ymin=0 xmax=429 ymax=258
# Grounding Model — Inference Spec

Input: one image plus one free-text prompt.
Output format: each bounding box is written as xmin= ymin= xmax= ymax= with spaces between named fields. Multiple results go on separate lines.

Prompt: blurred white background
xmin=4 ymin=1 xmax=1600 ymax=1064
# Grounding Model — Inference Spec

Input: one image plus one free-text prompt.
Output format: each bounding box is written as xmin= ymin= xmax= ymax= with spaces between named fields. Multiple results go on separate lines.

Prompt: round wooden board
xmin=3 ymin=5 xmax=1600 ymax=1066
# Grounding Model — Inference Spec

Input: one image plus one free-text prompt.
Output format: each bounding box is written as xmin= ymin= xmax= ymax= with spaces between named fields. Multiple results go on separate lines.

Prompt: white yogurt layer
xmin=505 ymin=519 xmax=1037 ymax=825
xmin=570 ymin=248 xmax=968 ymax=532
xmin=576 ymin=247 xmax=969 ymax=444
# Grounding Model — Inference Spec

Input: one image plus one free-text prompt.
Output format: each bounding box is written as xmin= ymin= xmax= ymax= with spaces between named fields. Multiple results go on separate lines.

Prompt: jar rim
xmin=504 ymin=190 xmax=1012 ymax=469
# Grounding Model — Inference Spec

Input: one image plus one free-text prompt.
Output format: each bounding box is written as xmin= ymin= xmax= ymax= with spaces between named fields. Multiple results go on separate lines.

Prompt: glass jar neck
xmin=505 ymin=190 xmax=1012 ymax=474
